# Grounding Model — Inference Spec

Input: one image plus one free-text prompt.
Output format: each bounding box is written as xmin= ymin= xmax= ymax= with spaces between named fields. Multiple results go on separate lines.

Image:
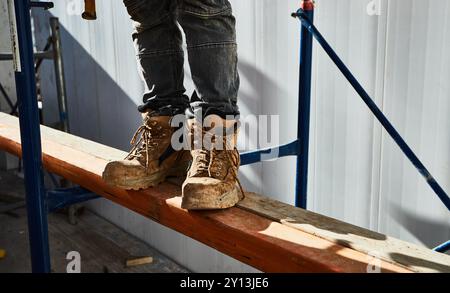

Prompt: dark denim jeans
xmin=123 ymin=0 xmax=240 ymax=117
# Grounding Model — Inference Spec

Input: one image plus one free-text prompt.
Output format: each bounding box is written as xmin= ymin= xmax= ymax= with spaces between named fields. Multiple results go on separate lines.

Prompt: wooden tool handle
xmin=82 ymin=0 xmax=96 ymax=20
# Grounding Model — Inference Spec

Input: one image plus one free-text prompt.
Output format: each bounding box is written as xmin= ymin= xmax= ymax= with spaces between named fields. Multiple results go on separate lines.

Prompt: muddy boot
xmin=181 ymin=115 xmax=244 ymax=210
xmin=102 ymin=112 xmax=191 ymax=190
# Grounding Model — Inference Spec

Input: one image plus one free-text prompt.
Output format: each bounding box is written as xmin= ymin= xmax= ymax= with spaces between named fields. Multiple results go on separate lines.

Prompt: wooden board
xmin=1 ymin=112 xmax=449 ymax=272
xmin=237 ymin=193 xmax=450 ymax=273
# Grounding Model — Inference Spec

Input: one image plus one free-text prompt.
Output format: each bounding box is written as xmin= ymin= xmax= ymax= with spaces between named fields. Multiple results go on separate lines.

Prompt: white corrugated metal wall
xmin=26 ymin=0 xmax=450 ymax=272
xmin=309 ymin=0 xmax=450 ymax=249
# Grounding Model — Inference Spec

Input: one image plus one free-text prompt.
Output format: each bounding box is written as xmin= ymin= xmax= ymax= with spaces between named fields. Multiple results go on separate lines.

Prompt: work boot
xmin=181 ymin=115 xmax=244 ymax=210
xmin=102 ymin=112 xmax=191 ymax=190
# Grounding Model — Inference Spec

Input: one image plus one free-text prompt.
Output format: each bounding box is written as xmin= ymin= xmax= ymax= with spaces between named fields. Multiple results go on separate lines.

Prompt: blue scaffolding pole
xmin=7 ymin=0 xmax=99 ymax=272
xmin=434 ymin=241 xmax=450 ymax=253
xmin=291 ymin=1 xmax=450 ymax=252
xmin=240 ymin=0 xmax=315 ymax=209
xmin=244 ymin=0 xmax=449 ymax=252
xmin=9 ymin=0 xmax=51 ymax=273
xmin=292 ymin=8 xmax=450 ymax=212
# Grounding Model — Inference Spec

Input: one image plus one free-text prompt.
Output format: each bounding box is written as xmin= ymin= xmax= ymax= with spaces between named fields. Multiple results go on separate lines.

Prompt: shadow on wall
xmin=235 ymin=61 xmax=288 ymax=195
xmin=238 ymin=60 xmax=290 ymax=140
xmin=389 ymin=201 xmax=450 ymax=250
xmin=32 ymin=9 xmax=141 ymax=151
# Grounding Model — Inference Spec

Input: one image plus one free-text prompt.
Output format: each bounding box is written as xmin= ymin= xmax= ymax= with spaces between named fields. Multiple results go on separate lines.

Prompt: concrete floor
xmin=0 ymin=168 xmax=189 ymax=273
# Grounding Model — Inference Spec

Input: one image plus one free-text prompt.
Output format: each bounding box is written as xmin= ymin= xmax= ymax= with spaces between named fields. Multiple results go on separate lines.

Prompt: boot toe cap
xmin=182 ymin=177 xmax=228 ymax=196
xmin=102 ymin=160 xmax=158 ymax=181
xmin=181 ymin=177 xmax=240 ymax=210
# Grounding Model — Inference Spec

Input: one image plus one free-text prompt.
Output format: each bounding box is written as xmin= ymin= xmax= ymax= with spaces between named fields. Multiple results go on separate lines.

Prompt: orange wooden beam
xmin=0 ymin=113 xmax=416 ymax=272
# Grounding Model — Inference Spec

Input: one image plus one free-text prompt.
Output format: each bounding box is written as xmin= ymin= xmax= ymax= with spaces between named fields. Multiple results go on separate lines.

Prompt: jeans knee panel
xmin=181 ymin=0 xmax=232 ymax=18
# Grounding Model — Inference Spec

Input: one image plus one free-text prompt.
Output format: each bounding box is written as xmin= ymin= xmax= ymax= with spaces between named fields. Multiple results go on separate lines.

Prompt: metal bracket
xmin=434 ymin=240 xmax=450 ymax=254
xmin=240 ymin=140 xmax=300 ymax=166
xmin=47 ymin=186 xmax=100 ymax=213
xmin=30 ymin=1 xmax=54 ymax=10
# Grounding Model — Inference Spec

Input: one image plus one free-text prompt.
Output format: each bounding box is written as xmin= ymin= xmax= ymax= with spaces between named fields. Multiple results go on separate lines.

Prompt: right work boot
xmin=102 ymin=112 xmax=191 ymax=190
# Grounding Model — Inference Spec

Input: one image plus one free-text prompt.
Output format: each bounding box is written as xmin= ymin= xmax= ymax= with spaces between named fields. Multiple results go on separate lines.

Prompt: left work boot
xmin=102 ymin=112 xmax=191 ymax=190
xmin=181 ymin=115 xmax=244 ymax=210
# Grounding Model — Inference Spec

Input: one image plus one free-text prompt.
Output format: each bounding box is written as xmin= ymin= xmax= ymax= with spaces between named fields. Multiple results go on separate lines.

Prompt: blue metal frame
xmin=292 ymin=9 xmax=450 ymax=212
xmin=241 ymin=140 xmax=300 ymax=166
xmin=291 ymin=5 xmax=450 ymax=252
xmin=240 ymin=1 xmax=314 ymax=210
xmin=9 ymin=0 xmax=99 ymax=272
xmin=244 ymin=0 xmax=449 ymax=252
xmin=433 ymin=241 xmax=450 ymax=253
xmin=47 ymin=187 xmax=100 ymax=213
xmin=30 ymin=1 xmax=53 ymax=10
xmin=12 ymin=0 xmax=51 ymax=273
xmin=296 ymin=5 xmax=314 ymax=209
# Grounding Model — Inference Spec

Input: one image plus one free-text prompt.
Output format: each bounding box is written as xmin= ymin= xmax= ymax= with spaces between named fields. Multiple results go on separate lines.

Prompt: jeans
xmin=123 ymin=0 xmax=240 ymax=117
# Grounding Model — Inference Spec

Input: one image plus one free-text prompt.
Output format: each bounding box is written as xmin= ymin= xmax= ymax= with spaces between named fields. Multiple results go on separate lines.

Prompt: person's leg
xmin=124 ymin=0 xmax=189 ymax=115
xmin=102 ymin=1 xmax=192 ymax=190
xmin=178 ymin=0 xmax=243 ymax=210
xmin=178 ymin=0 xmax=240 ymax=118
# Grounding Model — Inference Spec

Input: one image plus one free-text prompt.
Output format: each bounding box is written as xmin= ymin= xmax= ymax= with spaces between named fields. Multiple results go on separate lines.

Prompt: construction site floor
xmin=0 ymin=167 xmax=189 ymax=273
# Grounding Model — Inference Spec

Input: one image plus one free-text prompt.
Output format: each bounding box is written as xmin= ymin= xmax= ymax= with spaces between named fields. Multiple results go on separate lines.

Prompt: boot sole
xmin=103 ymin=163 xmax=189 ymax=190
xmin=181 ymin=186 xmax=241 ymax=210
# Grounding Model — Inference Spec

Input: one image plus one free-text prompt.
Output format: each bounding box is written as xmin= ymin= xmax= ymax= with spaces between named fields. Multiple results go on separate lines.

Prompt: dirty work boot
xmin=181 ymin=115 xmax=244 ymax=210
xmin=102 ymin=112 xmax=191 ymax=190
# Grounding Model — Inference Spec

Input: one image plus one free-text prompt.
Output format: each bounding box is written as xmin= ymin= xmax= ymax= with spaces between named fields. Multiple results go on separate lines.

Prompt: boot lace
xmin=125 ymin=116 xmax=165 ymax=169
xmin=191 ymin=128 xmax=245 ymax=200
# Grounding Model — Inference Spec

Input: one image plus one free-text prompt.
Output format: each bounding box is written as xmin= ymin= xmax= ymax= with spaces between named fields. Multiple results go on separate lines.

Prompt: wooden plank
xmin=0 ymin=112 xmax=445 ymax=272
xmin=126 ymin=257 xmax=154 ymax=268
xmin=237 ymin=193 xmax=450 ymax=273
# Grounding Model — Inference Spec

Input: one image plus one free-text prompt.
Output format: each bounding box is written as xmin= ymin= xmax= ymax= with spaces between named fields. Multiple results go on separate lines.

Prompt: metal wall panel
xmin=307 ymin=0 xmax=385 ymax=230
xmin=378 ymin=0 xmax=450 ymax=248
